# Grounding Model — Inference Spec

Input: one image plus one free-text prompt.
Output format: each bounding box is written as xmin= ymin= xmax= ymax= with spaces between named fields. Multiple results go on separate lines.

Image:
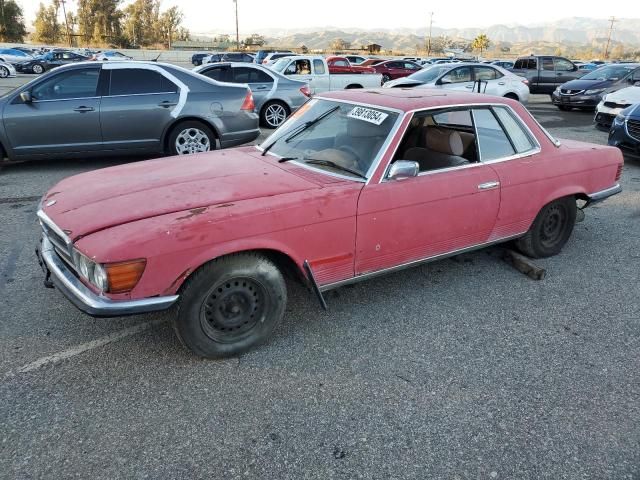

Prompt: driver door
xmin=355 ymin=107 xmax=501 ymax=274
xmin=437 ymin=66 xmax=475 ymax=92
xmin=2 ymin=66 xmax=103 ymax=157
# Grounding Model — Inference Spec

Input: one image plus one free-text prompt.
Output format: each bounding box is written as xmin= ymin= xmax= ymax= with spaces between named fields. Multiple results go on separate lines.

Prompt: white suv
xmin=384 ymin=63 xmax=530 ymax=103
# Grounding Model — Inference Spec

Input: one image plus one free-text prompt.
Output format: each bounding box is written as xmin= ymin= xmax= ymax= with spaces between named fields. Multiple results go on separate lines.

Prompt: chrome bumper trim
xmin=585 ymin=183 xmax=622 ymax=206
xmin=40 ymin=237 xmax=179 ymax=317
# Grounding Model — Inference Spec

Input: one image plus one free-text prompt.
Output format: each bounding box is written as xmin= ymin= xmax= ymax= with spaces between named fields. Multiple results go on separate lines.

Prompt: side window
xmin=334 ymin=60 xmax=348 ymax=67
xmin=250 ymin=69 xmax=273 ymax=83
xmin=202 ymin=67 xmax=227 ymax=82
xmin=441 ymin=67 xmax=472 ymax=83
xmin=514 ymin=59 xmax=524 ymax=69
xmin=554 ymin=58 xmax=574 ymax=72
xmin=404 ymin=62 xmax=419 ymax=70
xmin=109 ymin=69 xmax=178 ymax=95
xmin=313 ymin=59 xmax=325 ymax=75
xmin=542 ymin=57 xmax=554 ymax=71
xmin=493 ymin=107 xmax=536 ymax=153
xmin=394 ymin=109 xmax=478 ymax=172
xmin=232 ymin=67 xmax=253 ymax=83
xmin=473 ymin=108 xmax=516 ymax=161
xmin=474 ymin=67 xmax=501 ymax=81
xmin=62 ymin=52 xmax=74 ymax=60
xmin=527 ymin=58 xmax=537 ymax=70
xmin=31 ymin=69 xmax=99 ymax=101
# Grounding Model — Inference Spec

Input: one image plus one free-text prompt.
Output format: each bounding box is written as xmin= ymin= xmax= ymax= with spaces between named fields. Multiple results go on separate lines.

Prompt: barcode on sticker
xmin=348 ymin=107 xmax=388 ymax=125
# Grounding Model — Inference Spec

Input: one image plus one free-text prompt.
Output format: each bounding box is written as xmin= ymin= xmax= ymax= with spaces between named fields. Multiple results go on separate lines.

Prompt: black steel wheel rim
xmin=200 ymin=277 xmax=268 ymax=343
xmin=540 ymin=204 xmax=566 ymax=248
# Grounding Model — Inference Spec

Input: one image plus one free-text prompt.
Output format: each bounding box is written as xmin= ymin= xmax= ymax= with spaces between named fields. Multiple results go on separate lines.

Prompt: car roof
xmin=319 ymin=88 xmax=514 ymax=113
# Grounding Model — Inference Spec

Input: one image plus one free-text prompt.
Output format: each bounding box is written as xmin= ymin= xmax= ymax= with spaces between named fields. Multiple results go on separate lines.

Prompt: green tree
xmin=157 ymin=6 xmax=183 ymax=49
xmin=330 ymin=38 xmax=349 ymax=51
xmin=122 ymin=0 xmax=160 ymax=46
xmin=76 ymin=0 xmax=122 ymax=46
xmin=0 ymin=0 xmax=27 ymax=42
xmin=33 ymin=1 xmax=61 ymax=44
xmin=471 ymin=34 xmax=490 ymax=56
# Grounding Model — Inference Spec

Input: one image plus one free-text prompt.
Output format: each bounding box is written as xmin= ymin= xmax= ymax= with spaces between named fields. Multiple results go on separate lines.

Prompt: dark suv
xmin=255 ymin=50 xmax=293 ymax=65
xmin=510 ymin=56 xmax=583 ymax=94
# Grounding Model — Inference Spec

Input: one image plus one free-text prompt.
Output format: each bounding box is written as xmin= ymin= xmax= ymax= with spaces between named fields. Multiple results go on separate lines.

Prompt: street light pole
xmin=234 ymin=0 xmax=240 ymax=51
xmin=427 ymin=12 xmax=434 ymax=56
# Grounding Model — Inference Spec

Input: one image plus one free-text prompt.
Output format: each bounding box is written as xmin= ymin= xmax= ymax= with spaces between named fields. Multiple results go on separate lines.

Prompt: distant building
xmin=366 ymin=43 xmax=382 ymax=54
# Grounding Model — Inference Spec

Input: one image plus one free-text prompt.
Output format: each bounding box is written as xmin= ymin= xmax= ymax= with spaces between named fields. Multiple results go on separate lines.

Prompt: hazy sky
xmin=17 ymin=0 xmax=640 ymax=35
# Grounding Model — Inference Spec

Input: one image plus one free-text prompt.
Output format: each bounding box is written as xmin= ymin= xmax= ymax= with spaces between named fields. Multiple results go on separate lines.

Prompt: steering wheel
xmin=336 ymin=145 xmax=366 ymax=171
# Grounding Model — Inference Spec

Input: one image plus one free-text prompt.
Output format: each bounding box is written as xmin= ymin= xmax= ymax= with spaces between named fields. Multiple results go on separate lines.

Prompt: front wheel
xmin=32 ymin=64 xmax=44 ymax=74
xmin=381 ymin=74 xmax=391 ymax=84
xmin=515 ymin=197 xmax=577 ymax=258
xmin=260 ymin=101 xmax=289 ymax=128
xmin=173 ymin=253 xmax=287 ymax=358
xmin=168 ymin=121 xmax=215 ymax=155
xmin=0 ymin=66 xmax=8 ymax=78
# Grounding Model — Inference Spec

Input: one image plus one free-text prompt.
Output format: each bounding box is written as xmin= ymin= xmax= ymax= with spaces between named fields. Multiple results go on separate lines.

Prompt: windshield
xmin=581 ymin=65 xmax=635 ymax=81
xmin=271 ymin=57 xmax=295 ymax=71
xmin=260 ymin=99 xmax=400 ymax=179
xmin=406 ymin=65 xmax=451 ymax=83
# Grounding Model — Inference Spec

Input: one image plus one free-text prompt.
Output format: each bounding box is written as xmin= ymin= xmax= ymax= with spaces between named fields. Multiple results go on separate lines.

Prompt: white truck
xmin=268 ymin=55 xmax=383 ymax=95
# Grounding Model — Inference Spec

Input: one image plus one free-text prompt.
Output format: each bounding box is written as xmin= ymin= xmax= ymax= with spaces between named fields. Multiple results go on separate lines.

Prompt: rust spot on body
xmin=176 ymin=207 xmax=208 ymax=220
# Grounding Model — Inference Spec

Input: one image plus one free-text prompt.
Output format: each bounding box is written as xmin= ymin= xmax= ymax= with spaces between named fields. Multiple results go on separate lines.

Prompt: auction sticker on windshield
xmin=348 ymin=106 xmax=388 ymax=125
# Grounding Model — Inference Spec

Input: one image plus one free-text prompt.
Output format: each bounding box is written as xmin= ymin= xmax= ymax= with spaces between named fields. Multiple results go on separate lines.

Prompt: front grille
xmin=38 ymin=212 xmax=73 ymax=266
xmin=561 ymin=89 xmax=584 ymax=95
xmin=604 ymin=101 xmax=631 ymax=109
xmin=627 ymin=119 xmax=640 ymax=141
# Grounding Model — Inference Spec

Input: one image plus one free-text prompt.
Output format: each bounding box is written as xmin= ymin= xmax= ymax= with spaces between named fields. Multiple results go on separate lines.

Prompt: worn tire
xmin=167 ymin=120 xmax=215 ymax=155
xmin=515 ymin=197 xmax=577 ymax=258
xmin=260 ymin=100 xmax=290 ymax=128
xmin=172 ymin=253 xmax=287 ymax=358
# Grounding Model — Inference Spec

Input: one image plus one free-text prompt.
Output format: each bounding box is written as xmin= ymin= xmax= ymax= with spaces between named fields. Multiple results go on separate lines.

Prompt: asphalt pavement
xmin=0 ymin=92 xmax=639 ymax=479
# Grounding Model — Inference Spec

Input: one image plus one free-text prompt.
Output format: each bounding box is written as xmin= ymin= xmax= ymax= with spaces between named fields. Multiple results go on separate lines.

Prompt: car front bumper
xmin=552 ymin=92 xmax=600 ymax=108
xmin=608 ymin=118 xmax=640 ymax=159
xmin=37 ymin=237 xmax=179 ymax=318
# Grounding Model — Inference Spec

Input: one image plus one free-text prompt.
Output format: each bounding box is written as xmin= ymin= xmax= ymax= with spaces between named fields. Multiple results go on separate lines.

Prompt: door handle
xmin=498 ymin=82 xmax=506 ymax=85
xmin=478 ymin=181 xmax=500 ymax=190
xmin=158 ymin=101 xmax=178 ymax=108
xmin=73 ymin=106 xmax=94 ymax=113
xmin=255 ymin=86 xmax=268 ymax=90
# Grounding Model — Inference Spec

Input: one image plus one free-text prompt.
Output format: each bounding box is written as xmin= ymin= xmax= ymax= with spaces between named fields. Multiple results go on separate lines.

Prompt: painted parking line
xmin=5 ymin=319 xmax=167 ymax=378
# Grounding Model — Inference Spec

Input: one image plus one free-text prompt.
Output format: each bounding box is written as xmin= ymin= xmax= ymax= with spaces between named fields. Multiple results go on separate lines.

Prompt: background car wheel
xmin=260 ymin=101 xmax=289 ymax=129
xmin=168 ymin=121 xmax=215 ymax=155
xmin=0 ymin=66 xmax=8 ymax=78
xmin=515 ymin=196 xmax=577 ymax=258
xmin=557 ymin=105 xmax=571 ymax=111
xmin=32 ymin=64 xmax=44 ymax=74
xmin=503 ymin=93 xmax=519 ymax=101
xmin=173 ymin=253 xmax=287 ymax=358
xmin=381 ymin=74 xmax=391 ymax=84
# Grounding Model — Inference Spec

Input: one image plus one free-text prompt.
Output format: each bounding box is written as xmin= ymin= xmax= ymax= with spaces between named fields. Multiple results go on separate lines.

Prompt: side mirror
xmin=387 ymin=160 xmax=419 ymax=180
xmin=437 ymin=77 xmax=451 ymax=85
xmin=20 ymin=91 xmax=32 ymax=103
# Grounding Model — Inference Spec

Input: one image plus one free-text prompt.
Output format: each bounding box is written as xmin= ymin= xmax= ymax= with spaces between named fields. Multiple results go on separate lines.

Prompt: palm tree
xmin=472 ymin=34 xmax=490 ymax=56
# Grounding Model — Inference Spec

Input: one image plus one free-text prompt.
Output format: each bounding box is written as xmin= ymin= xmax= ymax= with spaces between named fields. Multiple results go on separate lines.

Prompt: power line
xmin=603 ymin=16 xmax=616 ymax=59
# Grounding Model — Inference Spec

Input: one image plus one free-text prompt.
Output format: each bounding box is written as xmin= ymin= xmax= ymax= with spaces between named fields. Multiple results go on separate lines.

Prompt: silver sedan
xmin=193 ymin=62 xmax=310 ymax=128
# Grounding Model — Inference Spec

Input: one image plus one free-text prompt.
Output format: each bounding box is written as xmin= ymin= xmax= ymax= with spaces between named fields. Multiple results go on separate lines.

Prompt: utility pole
xmin=234 ymin=0 xmax=240 ymax=51
xmin=427 ymin=12 xmax=434 ymax=57
xmin=59 ymin=0 xmax=72 ymax=47
xmin=603 ymin=16 xmax=616 ymax=59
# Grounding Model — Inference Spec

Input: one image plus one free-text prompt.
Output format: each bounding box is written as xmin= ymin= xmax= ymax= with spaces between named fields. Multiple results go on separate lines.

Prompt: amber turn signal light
xmin=105 ymin=259 xmax=146 ymax=294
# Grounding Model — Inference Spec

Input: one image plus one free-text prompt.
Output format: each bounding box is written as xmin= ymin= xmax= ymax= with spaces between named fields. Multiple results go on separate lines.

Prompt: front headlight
xmin=91 ymin=263 xmax=109 ymax=291
xmin=554 ymin=86 xmax=561 ymax=94
xmin=585 ymin=88 xmax=605 ymax=96
xmin=73 ymin=248 xmax=108 ymax=292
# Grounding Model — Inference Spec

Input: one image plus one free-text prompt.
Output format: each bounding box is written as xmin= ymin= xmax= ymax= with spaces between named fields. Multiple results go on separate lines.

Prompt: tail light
xmin=300 ymin=86 xmax=311 ymax=97
xmin=240 ymin=90 xmax=255 ymax=111
xmin=615 ymin=163 xmax=623 ymax=181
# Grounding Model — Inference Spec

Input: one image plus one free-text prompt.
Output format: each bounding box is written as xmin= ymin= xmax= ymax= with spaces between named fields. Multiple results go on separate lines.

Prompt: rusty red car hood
xmin=41 ymin=147 xmax=319 ymax=240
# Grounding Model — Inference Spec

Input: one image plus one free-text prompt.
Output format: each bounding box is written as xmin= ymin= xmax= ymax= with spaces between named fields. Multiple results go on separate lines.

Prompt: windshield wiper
xmin=261 ymin=105 xmax=340 ymax=157
xmin=277 ymin=156 xmax=299 ymax=163
xmin=284 ymin=106 xmax=340 ymax=144
xmin=305 ymin=159 xmax=367 ymax=179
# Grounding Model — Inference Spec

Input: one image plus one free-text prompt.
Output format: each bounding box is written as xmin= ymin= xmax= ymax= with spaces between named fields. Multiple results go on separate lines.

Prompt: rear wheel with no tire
xmin=168 ymin=121 xmax=215 ymax=155
xmin=515 ymin=197 xmax=577 ymax=258
xmin=173 ymin=253 xmax=287 ymax=358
